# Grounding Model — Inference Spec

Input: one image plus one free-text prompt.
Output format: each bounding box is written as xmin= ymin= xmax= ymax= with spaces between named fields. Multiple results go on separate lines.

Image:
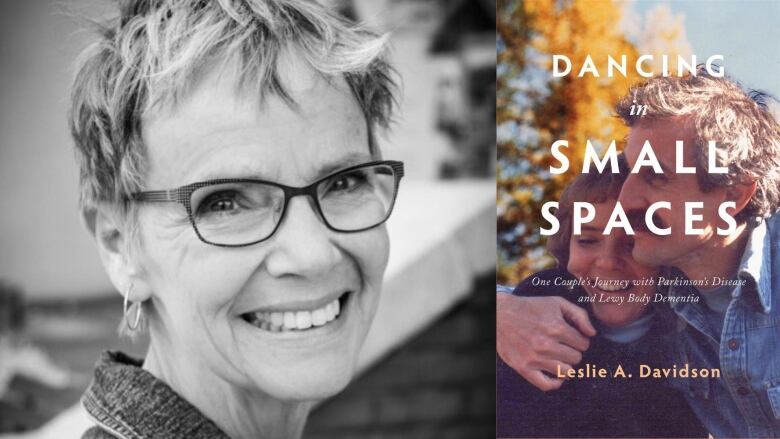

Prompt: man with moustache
xmin=498 ymin=70 xmax=780 ymax=438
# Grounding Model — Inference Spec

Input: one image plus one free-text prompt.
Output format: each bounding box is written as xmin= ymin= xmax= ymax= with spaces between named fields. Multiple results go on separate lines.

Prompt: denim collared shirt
xmin=81 ymin=351 xmax=231 ymax=439
xmin=662 ymin=212 xmax=780 ymax=438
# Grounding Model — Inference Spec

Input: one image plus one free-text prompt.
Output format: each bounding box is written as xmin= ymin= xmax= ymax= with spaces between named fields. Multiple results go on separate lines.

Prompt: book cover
xmin=496 ymin=1 xmax=780 ymax=437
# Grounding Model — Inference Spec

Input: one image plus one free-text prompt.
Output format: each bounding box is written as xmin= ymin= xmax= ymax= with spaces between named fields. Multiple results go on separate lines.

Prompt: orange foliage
xmin=497 ymin=0 xmax=682 ymax=284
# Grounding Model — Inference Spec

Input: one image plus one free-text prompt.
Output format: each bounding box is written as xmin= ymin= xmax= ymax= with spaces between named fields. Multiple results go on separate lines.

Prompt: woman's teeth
xmin=243 ymin=298 xmax=341 ymax=332
xmin=595 ymin=282 xmax=631 ymax=292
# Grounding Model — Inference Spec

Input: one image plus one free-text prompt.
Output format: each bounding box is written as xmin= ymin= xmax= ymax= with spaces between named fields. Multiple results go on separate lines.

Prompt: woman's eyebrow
xmin=313 ymin=153 xmax=375 ymax=178
xmin=189 ymin=165 xmax=273 ymax=182
xmin=186 ymin=152 xmax=374 ymax=184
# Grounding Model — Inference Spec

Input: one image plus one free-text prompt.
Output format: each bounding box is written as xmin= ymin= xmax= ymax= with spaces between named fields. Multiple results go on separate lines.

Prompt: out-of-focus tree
xmin=497 ymin=0 xmax=690 ymax=284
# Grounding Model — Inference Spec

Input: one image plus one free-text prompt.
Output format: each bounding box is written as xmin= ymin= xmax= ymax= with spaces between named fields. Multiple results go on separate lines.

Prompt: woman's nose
xmin=594 ymin=248 xmax=623 ymax=271
xmin=263 ymin=196 xmax=343 ymax=278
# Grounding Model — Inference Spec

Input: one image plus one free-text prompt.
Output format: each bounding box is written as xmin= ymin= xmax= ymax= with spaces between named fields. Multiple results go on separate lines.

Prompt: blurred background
xmin=0 ymin=0 xmax=496 ymax=437
xmin=497 ymin=0 xmax=780 ymax=285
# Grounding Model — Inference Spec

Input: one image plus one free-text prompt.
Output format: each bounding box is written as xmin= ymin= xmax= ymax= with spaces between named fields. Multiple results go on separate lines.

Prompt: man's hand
xmin=497 ymin=294 xmax=596 ymax=391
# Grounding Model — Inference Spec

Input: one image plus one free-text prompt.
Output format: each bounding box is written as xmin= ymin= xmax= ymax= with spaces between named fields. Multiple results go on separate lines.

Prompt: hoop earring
xmin=123 ymin=283 xmax=142 ymax=331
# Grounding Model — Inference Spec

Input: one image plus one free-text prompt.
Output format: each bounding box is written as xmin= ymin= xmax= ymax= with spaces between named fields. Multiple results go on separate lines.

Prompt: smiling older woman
xmin=69 ymin=1 xmax=401 ymax=438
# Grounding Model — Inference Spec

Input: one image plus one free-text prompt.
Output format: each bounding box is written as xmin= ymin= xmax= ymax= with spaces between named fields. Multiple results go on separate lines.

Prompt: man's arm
xmin=497 ymin=293 xmax=596 ymax=391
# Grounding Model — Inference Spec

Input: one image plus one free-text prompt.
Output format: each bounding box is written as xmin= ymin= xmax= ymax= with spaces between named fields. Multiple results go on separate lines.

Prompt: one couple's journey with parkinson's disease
xmin=497 ymin=64 xmax=780 ymax=438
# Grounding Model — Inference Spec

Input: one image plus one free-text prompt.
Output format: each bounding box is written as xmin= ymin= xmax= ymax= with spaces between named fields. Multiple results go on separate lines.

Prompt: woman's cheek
xmin=353 ymin=227 xmax=390 ymax=280
xmin=566 ymin=240 xmax=593 ymax=279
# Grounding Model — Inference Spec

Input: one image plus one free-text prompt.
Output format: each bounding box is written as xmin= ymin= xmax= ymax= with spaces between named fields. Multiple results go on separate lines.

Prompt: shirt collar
xmin=662 ymin=215 xmax=776 ymax=314
xmin=736 ymin=218 xmax=773 ymax=313
xmin=82 ymin=350 xmax=231 ymax=439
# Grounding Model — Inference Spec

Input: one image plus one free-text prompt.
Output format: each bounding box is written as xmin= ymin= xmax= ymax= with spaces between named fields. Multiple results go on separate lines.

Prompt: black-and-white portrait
xmin=0 ymin=1 xmax=495 ymax=438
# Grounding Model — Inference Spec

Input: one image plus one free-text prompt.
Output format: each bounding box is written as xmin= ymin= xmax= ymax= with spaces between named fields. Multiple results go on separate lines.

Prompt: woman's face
xmin=566 ymin=200 xmax=657 ymax=328
xmin=133 ymin=58 xmax=388 ymax=401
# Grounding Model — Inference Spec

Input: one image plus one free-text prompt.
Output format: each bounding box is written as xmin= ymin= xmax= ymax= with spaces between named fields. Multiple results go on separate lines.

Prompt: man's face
xmin=618 ymin=119 xmax=730 ymax=267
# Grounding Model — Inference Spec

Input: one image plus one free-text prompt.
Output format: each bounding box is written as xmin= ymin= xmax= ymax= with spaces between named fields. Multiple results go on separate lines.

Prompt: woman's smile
xmin=232 ymin=290 xmax=369 ymax=353
xmin=239 ymin=291 xmax=347 ymax=332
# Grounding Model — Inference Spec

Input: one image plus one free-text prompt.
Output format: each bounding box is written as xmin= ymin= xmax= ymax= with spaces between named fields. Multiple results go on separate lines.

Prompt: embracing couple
xmin=497 ymin=69 xmax=780 ymax=438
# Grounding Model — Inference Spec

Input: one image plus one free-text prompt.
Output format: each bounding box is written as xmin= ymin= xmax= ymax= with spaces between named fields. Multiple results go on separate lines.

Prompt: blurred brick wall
xmin=0 ymin=276 xmax=496 ymax=437
xmin=304 ymin=273 xmax=495 ymax=439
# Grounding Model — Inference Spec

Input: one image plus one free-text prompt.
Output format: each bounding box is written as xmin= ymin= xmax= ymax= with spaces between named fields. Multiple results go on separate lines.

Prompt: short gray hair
xmin=616 ymin=67 xmax=780 ymax=222
xmin=69 ymin=0 xmax=397 ymax=213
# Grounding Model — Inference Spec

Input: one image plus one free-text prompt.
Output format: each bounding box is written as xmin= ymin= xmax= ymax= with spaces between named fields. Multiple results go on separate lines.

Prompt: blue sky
xmin=631 ymin=0 xmax=780 ymax=97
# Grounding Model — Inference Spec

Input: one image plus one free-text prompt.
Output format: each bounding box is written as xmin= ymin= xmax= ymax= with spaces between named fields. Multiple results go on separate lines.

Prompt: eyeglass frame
xmin=129 ymin=160 xmax=405 ymax=248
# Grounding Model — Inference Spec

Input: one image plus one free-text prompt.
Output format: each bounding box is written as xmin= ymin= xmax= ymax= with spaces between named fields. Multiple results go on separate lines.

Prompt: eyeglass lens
xmin=189 ymin=163 xmax=398 ymax=246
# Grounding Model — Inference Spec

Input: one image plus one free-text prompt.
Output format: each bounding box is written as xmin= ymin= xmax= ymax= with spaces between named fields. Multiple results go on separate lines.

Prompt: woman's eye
xmin=197 ymin=192 xmax=242 ymax=215
xmin=576 ymin=238 xmax=598 ymax=246
xmin=210 ymin=199 xmax=236 ymax=211
xmin=326 ymin=171 xmax=368 ymax=193
xmin=331 ymin=176 xmax=354 ymax=191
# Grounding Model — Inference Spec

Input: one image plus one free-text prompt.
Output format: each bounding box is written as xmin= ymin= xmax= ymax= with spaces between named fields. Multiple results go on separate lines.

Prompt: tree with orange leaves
xmin=497 ymin=0 xmax=689 ymax=284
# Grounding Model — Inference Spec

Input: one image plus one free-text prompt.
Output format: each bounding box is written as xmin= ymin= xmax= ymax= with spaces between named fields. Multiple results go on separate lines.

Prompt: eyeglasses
xmin=131 ymin=160 xmax=405 ymax=247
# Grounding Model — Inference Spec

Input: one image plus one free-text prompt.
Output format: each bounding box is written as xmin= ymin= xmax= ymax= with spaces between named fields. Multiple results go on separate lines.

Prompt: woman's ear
xmin=87 ymin=204 xmax=152 ymax=303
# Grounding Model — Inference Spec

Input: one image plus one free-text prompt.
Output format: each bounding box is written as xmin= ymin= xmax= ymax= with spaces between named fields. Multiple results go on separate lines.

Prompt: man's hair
xmin=547 ymin=155 xmax=629 ymax=267
xmin=69 ymin=0 xmax=397 ymax=213
xmin=615 ymin=67 xmax=780 ymax=222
